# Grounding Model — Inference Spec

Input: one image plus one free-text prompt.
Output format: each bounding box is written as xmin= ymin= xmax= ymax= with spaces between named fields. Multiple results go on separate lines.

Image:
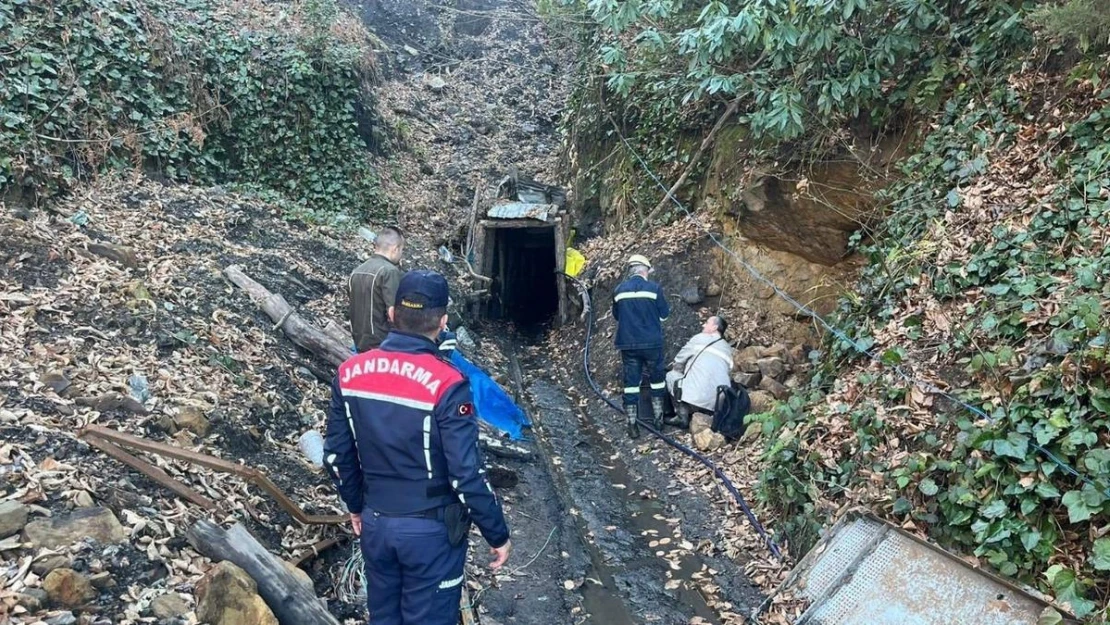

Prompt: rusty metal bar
xmin=289 ymin=537 xmax=344 ymax=568
xmin=81 ymin=425 xmax=346 ymax=525
xmin=84 ymin=435 xmax=217 ymax=510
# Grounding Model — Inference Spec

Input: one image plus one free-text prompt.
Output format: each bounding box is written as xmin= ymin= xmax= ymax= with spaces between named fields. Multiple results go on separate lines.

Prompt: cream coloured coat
xmin=665 ymin=332 xmax=733 ymax=412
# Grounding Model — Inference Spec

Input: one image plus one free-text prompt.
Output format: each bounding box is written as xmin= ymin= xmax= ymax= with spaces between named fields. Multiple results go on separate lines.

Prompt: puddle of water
xmin=522 ymin=371 xmax=722 ymax=625
xmin=581 ymin=425 xmax=721 ymax=625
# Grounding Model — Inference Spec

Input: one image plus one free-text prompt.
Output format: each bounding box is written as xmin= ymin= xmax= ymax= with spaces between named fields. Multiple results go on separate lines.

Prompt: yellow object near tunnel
xmin=565 ymin=247 xmax=586 ymax=278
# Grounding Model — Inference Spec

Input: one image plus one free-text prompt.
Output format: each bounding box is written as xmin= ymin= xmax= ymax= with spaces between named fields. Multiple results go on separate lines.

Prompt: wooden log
xmin=224 ymin=265 xmax=350 ymax=367
xmin=187 ymin=520 xmax=340 ymax=625
xmin=322 ymin=320 xmax=353 ymax=347
xmin=461 ymin=585 xmax=478 ymax=625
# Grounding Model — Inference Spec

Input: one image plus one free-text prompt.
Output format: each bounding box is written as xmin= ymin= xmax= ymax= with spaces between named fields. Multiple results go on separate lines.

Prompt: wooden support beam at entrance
xmin=554 ymin=215 xmax=568 ymax=326
xmin=477 ymin=218 xmax=553 ymax=229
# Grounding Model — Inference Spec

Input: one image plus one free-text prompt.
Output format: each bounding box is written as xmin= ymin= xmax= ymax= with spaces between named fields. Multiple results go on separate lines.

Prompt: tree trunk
xmin=187 ymin=520 xmax=340 ymax=625
xmin=638 ymin=96 xmax=741 ymax=230
xmin=224 ymin=265 xmax=350 ymax=367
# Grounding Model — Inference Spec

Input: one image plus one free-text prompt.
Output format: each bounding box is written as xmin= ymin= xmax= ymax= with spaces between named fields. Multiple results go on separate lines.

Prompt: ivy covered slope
xmin=1 ymin=0 xmax=382 ymax=217
xmin=554 ymin=0 xmax=1110 ymax=618
xmin=553 ymin=0 xmax=1030 ymax=221
xmin=759 ymin=46 xmax=1110 ymax=622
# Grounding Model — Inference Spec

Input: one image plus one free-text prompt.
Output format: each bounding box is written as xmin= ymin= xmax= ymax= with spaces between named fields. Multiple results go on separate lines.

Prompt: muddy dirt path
xmin=344 ymin=0 xmax=768 ymax=620
xmin=511 ymin=336 xmax=765 ymax=624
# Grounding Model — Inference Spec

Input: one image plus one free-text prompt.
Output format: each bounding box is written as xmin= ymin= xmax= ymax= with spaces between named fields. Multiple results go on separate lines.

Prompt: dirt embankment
xmin=0 ymin=180 xmax=571 ymax=624
xmin=1 ymin=180 xmax=360 ymax=622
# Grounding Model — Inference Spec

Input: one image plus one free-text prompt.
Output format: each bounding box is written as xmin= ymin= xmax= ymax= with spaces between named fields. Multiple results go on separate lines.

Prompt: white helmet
xmin=627 ymin=254 xmax=652 ymax=270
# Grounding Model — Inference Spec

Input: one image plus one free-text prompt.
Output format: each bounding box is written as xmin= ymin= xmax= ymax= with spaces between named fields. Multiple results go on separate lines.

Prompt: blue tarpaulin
xmin=449 ymin=351 xmax=530 ymax=440
xmin=351 ymin=339 xmax=530 ymax=440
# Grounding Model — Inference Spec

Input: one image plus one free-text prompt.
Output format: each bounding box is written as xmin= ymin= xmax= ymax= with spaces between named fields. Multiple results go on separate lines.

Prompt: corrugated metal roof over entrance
xmin=486 ymin=201 xmax=556 ymax=222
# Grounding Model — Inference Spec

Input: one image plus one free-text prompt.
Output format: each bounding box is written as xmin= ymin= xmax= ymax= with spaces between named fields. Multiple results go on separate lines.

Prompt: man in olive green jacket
xmin=349 ymin=227 xmax=405 ymax=352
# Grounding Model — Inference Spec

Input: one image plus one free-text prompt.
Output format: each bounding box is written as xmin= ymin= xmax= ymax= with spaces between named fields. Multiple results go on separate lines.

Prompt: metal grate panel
xmin=797 ymin=517 xmax=884 ymax=602
xmin=786 ymin=515 xmax=1070 ymax=625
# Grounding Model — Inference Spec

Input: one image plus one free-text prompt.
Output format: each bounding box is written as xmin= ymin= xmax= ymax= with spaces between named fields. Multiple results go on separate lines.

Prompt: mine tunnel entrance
xmin=489 ymin=226 xmax=559 ymax=325
xmin=468 ymin=171 xmax=570 ymax=329
xmin=472 ymin=217 xmax=568 ymax=329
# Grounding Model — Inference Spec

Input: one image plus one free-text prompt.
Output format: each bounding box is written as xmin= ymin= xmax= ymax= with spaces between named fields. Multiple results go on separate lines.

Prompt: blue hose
xmin=572 ymin=274 xmax=783 ymax=560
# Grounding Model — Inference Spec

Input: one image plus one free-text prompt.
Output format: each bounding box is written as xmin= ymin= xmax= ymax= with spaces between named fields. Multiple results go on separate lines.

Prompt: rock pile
xmin=732 ymin=341 xmax=811 ymax=407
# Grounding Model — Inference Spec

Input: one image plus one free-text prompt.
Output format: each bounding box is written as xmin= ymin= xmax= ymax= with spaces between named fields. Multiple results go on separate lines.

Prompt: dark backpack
xmin=712 ymin=383 xmax=751 ymax=441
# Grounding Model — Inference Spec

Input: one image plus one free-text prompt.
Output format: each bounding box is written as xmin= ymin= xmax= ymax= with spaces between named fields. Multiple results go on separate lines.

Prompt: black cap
xmin=395 ymin=270 xmax=449 ymax=310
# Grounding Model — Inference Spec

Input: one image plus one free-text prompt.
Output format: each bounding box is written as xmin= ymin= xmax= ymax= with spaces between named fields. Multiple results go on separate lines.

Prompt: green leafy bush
xmin=1028 ymin=0 xmax=1110 ymax=53
xmin=758 ymin=71 xmax=1110 ymax=619
xmin=0 ymin=0 xmax=384 ymax=217
xmin=553 ymin=0 xmax=1032 ymax=219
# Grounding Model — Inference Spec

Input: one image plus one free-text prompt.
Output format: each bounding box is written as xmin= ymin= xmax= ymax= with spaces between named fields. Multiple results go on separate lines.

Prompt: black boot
xmin=651 ymin=397 xmax=665 ymax=429
xmin=665 ymin=402 xmax=691 ymax=429
xmin=626 ymin=404 xmax=640 ymax=439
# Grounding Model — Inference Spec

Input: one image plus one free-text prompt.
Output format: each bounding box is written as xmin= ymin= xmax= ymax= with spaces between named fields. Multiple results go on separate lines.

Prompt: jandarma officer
xmin=323 ymin=270 xmax=512 ymax=625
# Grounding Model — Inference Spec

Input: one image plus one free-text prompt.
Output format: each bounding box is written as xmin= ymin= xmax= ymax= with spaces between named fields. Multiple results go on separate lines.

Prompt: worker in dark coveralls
xmin=349 ymin=226 xmax=405 ymax=352
xmin=323 ymin=270 xmax=512 ymax=625
xmin=613 ymin=254 xmax=670 ymax=438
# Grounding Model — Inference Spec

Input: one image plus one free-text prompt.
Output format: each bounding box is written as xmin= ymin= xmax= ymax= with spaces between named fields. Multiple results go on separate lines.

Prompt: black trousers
xmin=620 ymin=347 xmax=665 ymax=406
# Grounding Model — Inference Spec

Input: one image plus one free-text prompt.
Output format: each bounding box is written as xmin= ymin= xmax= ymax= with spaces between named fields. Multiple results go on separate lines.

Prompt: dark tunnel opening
xmin=487 ymin=226 xmax=559 ymax=327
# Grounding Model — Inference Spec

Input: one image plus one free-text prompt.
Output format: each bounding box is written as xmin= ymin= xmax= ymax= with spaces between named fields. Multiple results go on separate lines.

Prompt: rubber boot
xmin=665 ymin=402 xmax=691 ymax=429
xmin=651 ymin=397 xmax=665 ymax=430
xmin=625 ymin=404 xmax=640 ymax=439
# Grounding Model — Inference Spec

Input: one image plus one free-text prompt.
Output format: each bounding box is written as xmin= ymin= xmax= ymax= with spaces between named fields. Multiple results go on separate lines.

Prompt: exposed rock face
xmin=23 ymin=507 xmax=127 ymax=550
xmin=729 ymin=172 xmax=870 ymax=266
xmin=196 ymin=561 xmax=278 ymax=625
xmin=704 ymin=126 xmax=900 ymax=267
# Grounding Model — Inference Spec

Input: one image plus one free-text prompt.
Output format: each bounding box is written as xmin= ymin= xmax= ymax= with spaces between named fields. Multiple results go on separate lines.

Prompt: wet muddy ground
xmin=513 ymin=357 xmax=764 ymax=624
xmin=447 ymin=307 xmax=764 ymax=624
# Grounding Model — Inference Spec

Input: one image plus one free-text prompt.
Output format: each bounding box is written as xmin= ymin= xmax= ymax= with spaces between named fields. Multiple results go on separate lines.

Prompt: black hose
xmin=571 ymin=274 xmax=783 ymax=560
